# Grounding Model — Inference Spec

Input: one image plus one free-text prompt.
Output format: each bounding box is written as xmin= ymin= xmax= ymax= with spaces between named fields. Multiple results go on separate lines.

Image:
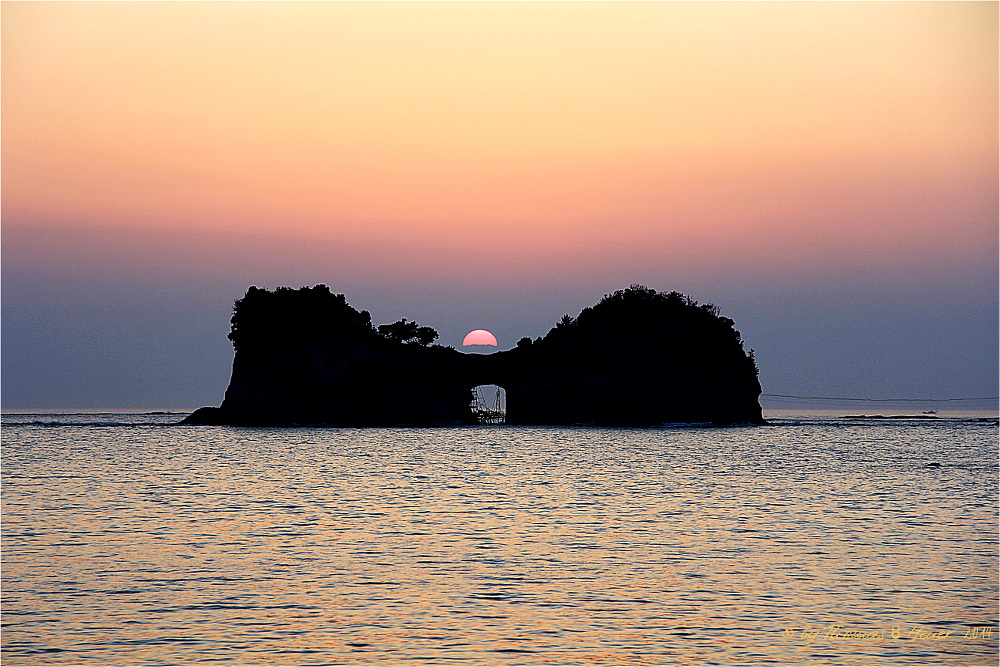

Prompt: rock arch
xmin=183 ymin=285 xmax=765 ymax=426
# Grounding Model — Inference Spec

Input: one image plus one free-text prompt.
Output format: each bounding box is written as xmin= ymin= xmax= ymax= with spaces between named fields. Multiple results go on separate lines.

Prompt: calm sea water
xmin=2 ymin=412 xmax=997 ymax=665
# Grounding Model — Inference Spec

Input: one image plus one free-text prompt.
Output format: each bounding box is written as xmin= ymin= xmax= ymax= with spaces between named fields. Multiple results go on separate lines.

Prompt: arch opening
xmin=470 ymin=384 xmax=506 ymax=425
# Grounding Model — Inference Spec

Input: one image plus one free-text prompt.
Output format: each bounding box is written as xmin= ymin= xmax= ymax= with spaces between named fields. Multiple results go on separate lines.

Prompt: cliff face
xmin=183 ymin=284 xmax=764 ymax=426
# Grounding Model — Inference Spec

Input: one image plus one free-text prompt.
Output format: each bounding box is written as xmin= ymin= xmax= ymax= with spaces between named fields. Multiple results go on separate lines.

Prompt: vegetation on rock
xmin=185 ymin=284 xmax=763 ymax=426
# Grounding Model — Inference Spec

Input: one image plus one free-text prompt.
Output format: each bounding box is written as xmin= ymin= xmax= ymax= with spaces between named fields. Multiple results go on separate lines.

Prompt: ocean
xmin=2 ymin=412 xmax=997 ymax=665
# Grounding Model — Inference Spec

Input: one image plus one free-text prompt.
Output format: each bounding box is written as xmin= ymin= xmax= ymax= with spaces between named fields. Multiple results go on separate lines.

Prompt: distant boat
xmin=922 ymin=410 xmax=937 ymax=415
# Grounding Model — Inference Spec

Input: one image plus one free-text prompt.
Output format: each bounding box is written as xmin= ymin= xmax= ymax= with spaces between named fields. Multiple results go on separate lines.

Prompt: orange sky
xmin=3 ymin=2 xmax=997 ymax=278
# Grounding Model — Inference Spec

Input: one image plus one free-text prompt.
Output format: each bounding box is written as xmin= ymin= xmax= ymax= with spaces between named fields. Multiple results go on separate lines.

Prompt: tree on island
xmin=377 ymin=318 xmax=439 ymax=346
xmin=225 ymin=284 xmax=441 ymax=349
xmin=185 ymin=282 xmax=763 ymax=427
xmin=531 ymin=284 xmax=759 ymax=378
xmin=227 ymin=284 xmax=376 ymax=350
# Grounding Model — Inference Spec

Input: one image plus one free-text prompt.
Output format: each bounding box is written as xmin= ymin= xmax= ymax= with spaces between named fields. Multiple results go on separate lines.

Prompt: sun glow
xmin=2 ymin=2 xmax=995 ymax=293
xmin=462 ymin=330 xmax=498 ymax=347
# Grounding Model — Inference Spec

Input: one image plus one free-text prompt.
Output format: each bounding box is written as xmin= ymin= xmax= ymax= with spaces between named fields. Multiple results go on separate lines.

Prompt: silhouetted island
xmin=183 ymin=284 xmax=764 ymax=426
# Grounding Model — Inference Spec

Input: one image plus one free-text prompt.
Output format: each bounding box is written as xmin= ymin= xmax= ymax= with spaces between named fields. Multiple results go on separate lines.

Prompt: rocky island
xmin=183 ymin=284 xmax=764 ymax=426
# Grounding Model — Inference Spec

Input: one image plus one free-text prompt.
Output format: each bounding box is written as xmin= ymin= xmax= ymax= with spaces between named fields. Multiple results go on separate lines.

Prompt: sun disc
xmin=462 ymin=329 xmax=498 ymax=346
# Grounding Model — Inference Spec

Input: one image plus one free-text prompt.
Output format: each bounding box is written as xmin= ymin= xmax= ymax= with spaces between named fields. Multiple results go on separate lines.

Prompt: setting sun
xmin=462 ymin=329 xmax=498 ymax=347
xmin=1 ymin=3 xmax=996 ymax=665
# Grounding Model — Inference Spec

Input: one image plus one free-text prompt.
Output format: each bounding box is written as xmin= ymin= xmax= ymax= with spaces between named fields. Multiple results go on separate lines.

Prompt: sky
xmin=3 ymin=2 xmax=997 ymax=411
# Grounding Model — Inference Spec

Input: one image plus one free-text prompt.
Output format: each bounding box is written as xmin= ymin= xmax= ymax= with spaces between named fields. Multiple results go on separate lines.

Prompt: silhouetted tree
xmin=378 ymin=318 xmax=417 ymax=342
xmin=377 ymin=318 xmax=440 ymax=346
xmin=536 ymin=284 xmax=758 ymax=378
xmin=415 ymin=326 xmax=439 ymax=346
xmin=228 ymin=284 xmax=376 ymax=351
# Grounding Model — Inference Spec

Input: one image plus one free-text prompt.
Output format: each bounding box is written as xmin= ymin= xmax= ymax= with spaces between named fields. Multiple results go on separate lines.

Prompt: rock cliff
xmin=183 ymin=284 xmax=764 ymax=426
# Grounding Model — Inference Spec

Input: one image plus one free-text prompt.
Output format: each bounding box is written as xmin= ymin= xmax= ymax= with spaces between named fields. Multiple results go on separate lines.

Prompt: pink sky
xmin=2 ymin=2 xmax=997 ymax=409
xmin=3 ymin=2 xmax=996 ymax=283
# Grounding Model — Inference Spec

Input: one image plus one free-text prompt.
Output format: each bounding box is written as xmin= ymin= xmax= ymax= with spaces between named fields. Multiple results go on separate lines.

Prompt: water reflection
xmin=1 ymin=417 xmax=997 ymax=664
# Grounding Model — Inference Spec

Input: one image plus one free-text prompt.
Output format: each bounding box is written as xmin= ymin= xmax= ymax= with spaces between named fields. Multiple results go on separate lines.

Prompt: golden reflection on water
xmin=1 ymin=416 xmax=997 ymax=664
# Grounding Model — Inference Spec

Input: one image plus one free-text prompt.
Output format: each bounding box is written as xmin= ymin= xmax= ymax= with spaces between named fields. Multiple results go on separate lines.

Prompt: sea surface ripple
xmin=2 ymin=414 xmax=997 ymax=665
